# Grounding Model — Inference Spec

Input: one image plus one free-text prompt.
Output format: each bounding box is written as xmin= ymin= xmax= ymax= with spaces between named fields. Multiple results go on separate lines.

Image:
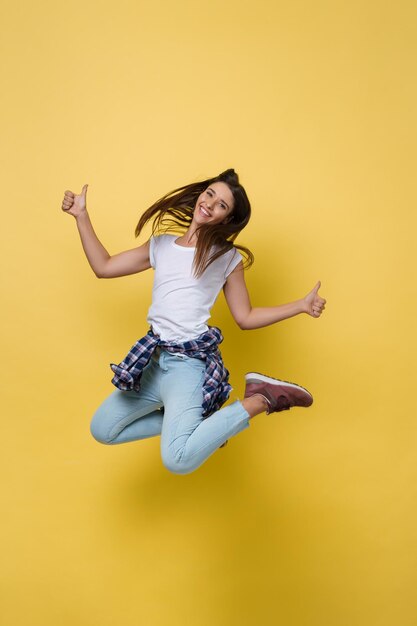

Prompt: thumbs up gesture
xmin=303 ymin=281 xmax=326 ymax=318
xmin=61 ymin=184 xmax=88 ymax=218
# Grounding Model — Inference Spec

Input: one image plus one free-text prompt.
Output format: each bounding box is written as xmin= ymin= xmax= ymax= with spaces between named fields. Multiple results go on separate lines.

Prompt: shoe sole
xmin=245 ymin=372 xmax=313 ymax=400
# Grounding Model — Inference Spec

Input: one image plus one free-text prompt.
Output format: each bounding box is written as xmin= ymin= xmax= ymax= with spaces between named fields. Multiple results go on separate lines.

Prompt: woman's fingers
xmin=61 ymin=189 xmax=83 ymax=211
xmin=61 ymin=186 xmax=88 ymax=216
xmin=62 ymin=190 xmax=74 ymax=209
xmin=306 ymin=282 xmax=327 ymax=317
xmin=312 ymin=300 xmax=326 ymax=316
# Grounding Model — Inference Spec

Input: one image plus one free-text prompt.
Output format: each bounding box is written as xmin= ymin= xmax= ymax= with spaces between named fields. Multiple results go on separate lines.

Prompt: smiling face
xmin=192 ymin=181 xmax=235 ymax=227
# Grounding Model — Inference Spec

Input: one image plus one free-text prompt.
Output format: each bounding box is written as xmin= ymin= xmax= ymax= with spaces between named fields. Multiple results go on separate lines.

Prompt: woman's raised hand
xmin=303 ymin=281 xmax=327 ymax=318
xmin=61 ymin=184 xmax=88 ymax=218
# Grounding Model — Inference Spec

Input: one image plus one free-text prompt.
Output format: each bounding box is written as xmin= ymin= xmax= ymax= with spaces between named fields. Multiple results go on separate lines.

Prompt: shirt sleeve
xmin=149 ymin=236 xmax=157 ymax=269
xmin=224 ymin=248 xmax=244 ymax=279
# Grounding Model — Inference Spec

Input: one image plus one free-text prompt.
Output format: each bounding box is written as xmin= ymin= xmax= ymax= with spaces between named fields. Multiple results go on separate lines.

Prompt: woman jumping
xmin=61 ymin=169 xmax=326 ymax=474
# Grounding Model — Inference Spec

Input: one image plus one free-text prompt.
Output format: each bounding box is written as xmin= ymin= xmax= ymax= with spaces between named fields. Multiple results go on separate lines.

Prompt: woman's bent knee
xmin=161 ymin=449 xmax=199 ymax=475
xmin=90 ymin=415 xmax=115 ymax=445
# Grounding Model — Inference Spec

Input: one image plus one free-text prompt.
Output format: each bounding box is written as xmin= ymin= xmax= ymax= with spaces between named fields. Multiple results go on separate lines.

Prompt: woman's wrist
xmin=297 ymin=298 xmax=309 ymax=315
xmin=75 ymin=209 xmax=89 ymax=222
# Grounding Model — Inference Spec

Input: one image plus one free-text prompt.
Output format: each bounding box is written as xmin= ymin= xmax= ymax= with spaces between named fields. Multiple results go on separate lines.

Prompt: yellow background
xmin=1 ymin=0 xmax=416 ymax=624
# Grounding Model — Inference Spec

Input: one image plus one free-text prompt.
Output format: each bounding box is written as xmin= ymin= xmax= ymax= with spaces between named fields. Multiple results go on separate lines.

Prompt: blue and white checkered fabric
xmin=110 ymin=326 xmax=231 ymax=417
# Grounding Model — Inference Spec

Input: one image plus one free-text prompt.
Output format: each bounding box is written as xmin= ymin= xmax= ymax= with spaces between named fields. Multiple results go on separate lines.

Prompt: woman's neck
xmin=176 ymin=227 xmax=198 ymax=247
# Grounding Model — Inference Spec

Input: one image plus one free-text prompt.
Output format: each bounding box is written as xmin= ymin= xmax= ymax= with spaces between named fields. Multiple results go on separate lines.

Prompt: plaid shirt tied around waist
xmin=110 ymin=326 xmax=231 ymax=417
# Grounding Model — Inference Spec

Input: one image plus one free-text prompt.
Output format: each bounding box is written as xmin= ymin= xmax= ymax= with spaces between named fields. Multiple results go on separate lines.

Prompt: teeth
xmin=200 ymin=206 xmax=210 ymax=217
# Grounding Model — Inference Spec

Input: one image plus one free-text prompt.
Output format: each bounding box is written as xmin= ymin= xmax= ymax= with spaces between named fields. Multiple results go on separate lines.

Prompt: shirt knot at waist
xmin=109 ymin=326 xmax=230 ymax=417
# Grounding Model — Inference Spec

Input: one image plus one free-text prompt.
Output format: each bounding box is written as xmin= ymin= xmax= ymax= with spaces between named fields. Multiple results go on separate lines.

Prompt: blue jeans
xmin=90 ymin=349 xmax=250 ymax=474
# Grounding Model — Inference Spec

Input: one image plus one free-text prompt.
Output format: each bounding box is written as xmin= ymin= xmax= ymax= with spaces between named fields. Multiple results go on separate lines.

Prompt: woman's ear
xmin=222 ymin=215 xmax=233 ymax=224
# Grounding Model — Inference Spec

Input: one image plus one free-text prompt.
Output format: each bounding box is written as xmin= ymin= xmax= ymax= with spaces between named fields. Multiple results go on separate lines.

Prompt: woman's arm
xmin=61 ymin=184 xmax=151 ymax=278
xmin=223 ymin=262 xmax=326 ymax=330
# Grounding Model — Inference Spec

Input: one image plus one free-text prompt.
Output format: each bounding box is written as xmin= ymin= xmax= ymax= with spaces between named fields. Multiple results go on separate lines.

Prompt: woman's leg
xmin=90 ymin=358 xmax=164 ymax=444
xmin=158 ymin=352 xmax=250 ymax=474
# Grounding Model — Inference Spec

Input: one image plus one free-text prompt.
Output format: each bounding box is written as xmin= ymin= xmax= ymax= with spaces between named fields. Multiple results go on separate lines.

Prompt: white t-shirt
xmin=147 ymin=234 xmax=243 ymax=341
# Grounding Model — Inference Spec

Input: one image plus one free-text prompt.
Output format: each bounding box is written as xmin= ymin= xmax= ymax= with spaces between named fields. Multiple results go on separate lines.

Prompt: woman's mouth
xmin=199 ymin=205 xmax=211 ymax=217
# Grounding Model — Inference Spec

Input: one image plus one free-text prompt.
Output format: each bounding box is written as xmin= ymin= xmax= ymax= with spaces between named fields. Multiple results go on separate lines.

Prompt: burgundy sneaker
xmin=244 ymin=372 xmax=313 ymax=414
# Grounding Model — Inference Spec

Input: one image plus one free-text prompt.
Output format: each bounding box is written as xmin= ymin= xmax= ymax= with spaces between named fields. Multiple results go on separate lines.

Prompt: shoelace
xmin=266 ymin=395 xmax=291 ymax=414
xmin=276 ymin=396 xmax=291 ymax=411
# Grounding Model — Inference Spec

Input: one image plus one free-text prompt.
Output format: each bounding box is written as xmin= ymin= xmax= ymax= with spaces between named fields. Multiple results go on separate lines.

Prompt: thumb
xmin=312 ymin=280 xmax=321 ymax=294
xmin=81 ymin=184 xmax=88 ymax=197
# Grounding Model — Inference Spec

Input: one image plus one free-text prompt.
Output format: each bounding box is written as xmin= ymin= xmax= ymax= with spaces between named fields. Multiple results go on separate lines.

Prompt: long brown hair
xmin=135 ymin=169 xmax=254 ymax=277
